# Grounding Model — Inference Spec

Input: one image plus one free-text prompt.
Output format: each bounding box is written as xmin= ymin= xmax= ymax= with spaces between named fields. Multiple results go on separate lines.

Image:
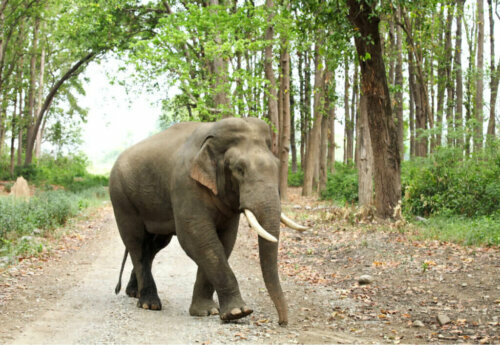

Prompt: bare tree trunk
xmin=395 ymin=7 xmax=404 ymax=157
xmin=455 ymin=0 xmax=465 ymax=148
xmin=302 ymin=43 xmax=324 ymax=197
xmin=348 ymin=63 xmax=357 ymax=164
xmin=319 ymin=72 xmax=333 ymax=194
xmin=290 ymin=62 xmax=297 ymax=173
xmin=343 ymin=56 xmax=350 ymax=164
xmin=35 ymin=34 xmax=46 ymax=159
xmin=357 ymin=94 xmax=373 ymax=206
xmin=264 ymin=0 xmax=279 ymax=156
xmin=409 ymin=59 xmax=415 ymax=158
xmin=298 ymin=51 xmax=305 ymax=169
xmin=347 ymin=0 xmax=401 ymax=218
xmin=435 ymin=7 xmax=446 ymax=149
xmin=0 ymin=106 xmax=5 ymax=154
xmin=474 ymin=0 xmax=484 ymax=151
xmin=303 ymin=49 xmax=312 ymax=171
xmin=24 ymin=17 xmax=40 ymax=166
xmin=327 ymin=77 xmax=336 ymax=173
xmin=487 ymin=0 xmax=499 ymax=140
xmin=444 ymin=4 xmax=455 ymax=147
xmin=319 ymin=114 xmax=328 ymax=194
xmin=278 ymin=39 xmax=291 ymax=201
xmin=209 ymin=0 xmax=230 ymax=118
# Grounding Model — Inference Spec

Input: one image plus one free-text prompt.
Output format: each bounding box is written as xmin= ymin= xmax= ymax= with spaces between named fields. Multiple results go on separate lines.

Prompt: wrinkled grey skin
xmin=110 ymin=117 xmax=288 ymax=325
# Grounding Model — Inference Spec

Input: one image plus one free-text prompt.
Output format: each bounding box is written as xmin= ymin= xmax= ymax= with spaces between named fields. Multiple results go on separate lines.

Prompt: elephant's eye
xmin=235 ymin=166 xmax=244 ymax=176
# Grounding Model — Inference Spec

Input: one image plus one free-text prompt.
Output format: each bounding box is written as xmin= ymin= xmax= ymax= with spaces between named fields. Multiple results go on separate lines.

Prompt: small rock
xmin=461 ymin=283 xmax=468 ymax=287
xmin=358 ymin=275 xmax=373 ymax=285
xmin=415 ymin=216 xmax=428 ymax=222
xmin=437 ymin=314 xmax=451 ymax=326
xmin=413 ymin=320 xmax=425 ymax=328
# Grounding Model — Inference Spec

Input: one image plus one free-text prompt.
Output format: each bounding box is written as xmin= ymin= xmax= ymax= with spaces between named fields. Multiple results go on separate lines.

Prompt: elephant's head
xmin=189 ymin=117 xmax=306 ymax=325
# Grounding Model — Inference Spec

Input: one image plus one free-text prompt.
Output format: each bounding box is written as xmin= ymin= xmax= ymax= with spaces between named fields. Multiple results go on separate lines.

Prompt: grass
xmin=410 ymin=214 xmax=500 ymax=246
xmin=0 ymin=187 xmax=109 ymax=266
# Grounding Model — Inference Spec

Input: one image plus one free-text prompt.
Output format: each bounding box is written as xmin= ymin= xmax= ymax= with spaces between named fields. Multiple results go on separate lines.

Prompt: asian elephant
xmin=110 ymin=117 xmax=307 ymax=325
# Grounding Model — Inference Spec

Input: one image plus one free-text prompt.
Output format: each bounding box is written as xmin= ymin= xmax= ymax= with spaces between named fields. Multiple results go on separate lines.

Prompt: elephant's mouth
xmin=243 ymin=209 xmax=309 ymax=242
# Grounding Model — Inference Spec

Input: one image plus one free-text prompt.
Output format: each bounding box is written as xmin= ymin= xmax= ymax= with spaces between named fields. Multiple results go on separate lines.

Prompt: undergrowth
xmin=0 ymin=187 xmax=108 ymax=264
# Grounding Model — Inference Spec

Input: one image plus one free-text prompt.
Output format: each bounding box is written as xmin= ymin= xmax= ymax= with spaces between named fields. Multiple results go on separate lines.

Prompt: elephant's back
xmin=109 ymin=122 xmax=207 ymax=205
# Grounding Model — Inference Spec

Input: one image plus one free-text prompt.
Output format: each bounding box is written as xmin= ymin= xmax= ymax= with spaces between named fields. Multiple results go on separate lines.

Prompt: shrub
xmin=402 ymin=146 xmax=500 ymax=217
xmin=5 ymin=154 xmax=109 ymax=191
xmin=321 ymin=162 xmax=358 ymax=203
xmin=288 ymin=167 xmax=304 ymax=187
xmin=0 ymin=188 xmax=108 ymax=239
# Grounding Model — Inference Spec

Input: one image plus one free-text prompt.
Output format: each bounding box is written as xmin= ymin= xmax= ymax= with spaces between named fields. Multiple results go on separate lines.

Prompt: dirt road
xmin=0 ymin=195 xmax=498 ymax=344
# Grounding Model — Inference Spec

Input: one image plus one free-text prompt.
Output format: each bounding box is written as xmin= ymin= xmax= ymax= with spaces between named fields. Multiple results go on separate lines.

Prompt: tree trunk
xmin=395 ymin=8 xmax=404 ymax=157
xmin=348 ymin=63 xmax=357 ymax=165
xmin=357 ymin=94 xmax=373 ymax=206
xmin=327 ymin=79 xmax=336 ymax=173
xmin=347 ymin=0 xmax=401 ymax=218
xmin=435 ymin=7 xmax=446 ymax=149
xmin=35 ymin=34 xmax=46 ymax=159
xmin=455 ymin=0 xmax=465 ymax=148
xmin=319 ymin=72 xmax=333 ymax=194
xmin=343 ymin=56 xmax=350 ymax=164
xmin=402 ymin=11 xmax=432 ymax=157
xmin=444 ymin=4 xmax=455 ymax=147
xmin=298 ymin=51 xmax=305 ymax=170
xmin=487 ymin=0 xmax=499 ymax=140
xmin=264 ymin=0 xmax=279 ymax=156
xmin=278 ymin=39 xmax=290 ymax=201
xmin=474 ymin=0 xmax=484 ymax=151
xmin=290 ymin=63 xmax=297 ymax=173
xmin=24 ymin=52 xmax=95 ymax=165
xmin=302 ymin=43 xmax=324 ymax=197
xmin=24 ymin=17 xmax=40 ymax=165
xmin=408 ymin=57 xmax=416 ymax=158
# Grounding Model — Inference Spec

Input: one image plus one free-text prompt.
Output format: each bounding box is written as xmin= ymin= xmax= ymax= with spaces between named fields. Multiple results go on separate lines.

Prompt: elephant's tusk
xmin=244 ymin=209 xmax=278 ymax=243
xmin=280 ymin=213 xmax=309 ymax=231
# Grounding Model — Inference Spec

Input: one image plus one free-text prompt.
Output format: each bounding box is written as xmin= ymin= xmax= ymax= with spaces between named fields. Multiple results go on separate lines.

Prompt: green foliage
xmin=402 ymin=146 xmax=500 ymax=217
xmin=288 ymin=165 xmax=304 ymax=187
xmin=321 ymin=162 xmax=358 ymax=203
xmin=415 ymin=214 xmax=500 ymax=246
xmin=0 ymin=187 xmax=108 ymax=260
xmin=6 ymin=154 xmax=109 ymax=192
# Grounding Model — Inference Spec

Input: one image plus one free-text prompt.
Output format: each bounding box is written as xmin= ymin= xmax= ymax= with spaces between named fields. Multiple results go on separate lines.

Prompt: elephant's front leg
xmin=177 ymin=214 xmax=252 ymax=321
xmin=189 ymin=216 xmax=246 ymax=318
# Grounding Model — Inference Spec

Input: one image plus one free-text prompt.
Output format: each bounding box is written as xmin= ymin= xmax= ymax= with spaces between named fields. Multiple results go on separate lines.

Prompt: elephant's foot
xmin=126 ymin=279 xmax=138 ymax=298
xmin=189 ymin=299 xmax=219 ymax=317
xmin=220 ymin=306 xmax=253 ymax=321
xmin=219 ymin=296 xmax=253 ymax=321
xmin=137 ymin=290 xmax=162 ymax=311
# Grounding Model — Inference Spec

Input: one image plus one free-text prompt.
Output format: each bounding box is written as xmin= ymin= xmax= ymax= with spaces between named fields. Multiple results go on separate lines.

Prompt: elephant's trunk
xmin=245 ymin=194 xmax=288 ymax=326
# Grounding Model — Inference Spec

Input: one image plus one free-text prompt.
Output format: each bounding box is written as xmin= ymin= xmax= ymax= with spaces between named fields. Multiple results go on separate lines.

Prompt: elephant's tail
xmin=115 ymin=248 xmax=128 ymax=295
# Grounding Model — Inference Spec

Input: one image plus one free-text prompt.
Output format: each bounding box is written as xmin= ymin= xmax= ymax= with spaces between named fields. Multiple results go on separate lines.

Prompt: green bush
xmin=288 ymin=167 xmax=304 ymax=187
xmin=0 ymin=188 xmax=108 ymax=239
xmin=5 ymin=154 xmax=109 ymax=191
xmin=321 ymin=162 xmax=358 ymax=203
xmin=402 ymin=146 xmax=500 ymax=217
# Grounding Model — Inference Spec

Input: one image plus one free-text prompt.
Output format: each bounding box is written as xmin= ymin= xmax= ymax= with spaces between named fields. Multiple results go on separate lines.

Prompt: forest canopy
xmin=0 ymin=0 xmax=498 ymax=221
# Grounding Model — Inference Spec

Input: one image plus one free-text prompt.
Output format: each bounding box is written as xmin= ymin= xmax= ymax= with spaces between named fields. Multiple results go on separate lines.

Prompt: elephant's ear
xmin=190 ymin=139 xmax=218 ymax=195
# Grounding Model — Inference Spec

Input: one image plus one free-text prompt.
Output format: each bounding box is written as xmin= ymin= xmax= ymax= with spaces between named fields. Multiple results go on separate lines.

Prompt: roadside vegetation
xmin=289 ymin=145 xmax=500 ymax=246
xmin=0 ymin=154 xmax=108 ymax=266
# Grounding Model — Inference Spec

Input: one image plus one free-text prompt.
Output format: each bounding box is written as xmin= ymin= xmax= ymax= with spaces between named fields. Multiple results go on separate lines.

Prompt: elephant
xmin=110 ymin=117 xmax=308 ymax=325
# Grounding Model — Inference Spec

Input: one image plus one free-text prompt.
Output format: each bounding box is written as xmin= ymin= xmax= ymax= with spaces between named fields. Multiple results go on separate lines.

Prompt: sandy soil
xmin=0 ymin=189 xmax=498 ymax=344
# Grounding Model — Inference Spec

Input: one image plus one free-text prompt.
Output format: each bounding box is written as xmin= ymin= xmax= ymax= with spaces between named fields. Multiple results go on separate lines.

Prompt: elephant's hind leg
xmin=125 ymin=234 xmax=173 ymax=299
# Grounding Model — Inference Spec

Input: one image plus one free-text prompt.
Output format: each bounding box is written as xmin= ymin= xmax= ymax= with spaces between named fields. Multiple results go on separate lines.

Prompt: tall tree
xmin=474 ymin=0 xmax=485 ymax=151
xmin=347 ymin=0 xmax=401 ymax=218
xmin=487 ymin=0 xmax=499 ymax=140
xmin=302 ymin=42 xmax=324 ymax=197
xmin=454 ymin=0 xmax=465 ymax=148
